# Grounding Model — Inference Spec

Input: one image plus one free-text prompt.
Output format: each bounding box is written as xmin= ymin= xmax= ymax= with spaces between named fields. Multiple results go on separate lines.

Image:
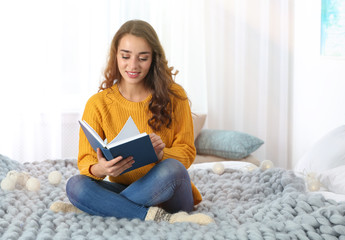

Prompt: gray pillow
xmin=195 ymin=129 xmax=264 ymax=159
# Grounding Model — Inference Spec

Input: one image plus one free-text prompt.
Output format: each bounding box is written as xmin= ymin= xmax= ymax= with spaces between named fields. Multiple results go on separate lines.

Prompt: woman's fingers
xmin=150 ymin=133 xmax=163 ymax=147
xmin=110 ymin=156 xmax=134 ymax=170
xmin=149 ymin=133 xmax=165 ymax=160
xmin=97 ymin=148 xmax=106 ymax=161
xmin=97 ymin=148 xmax=135 ymax=177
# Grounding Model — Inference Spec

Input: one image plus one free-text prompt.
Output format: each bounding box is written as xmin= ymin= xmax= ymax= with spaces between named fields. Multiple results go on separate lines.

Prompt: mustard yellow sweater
xmin=78 ymin=83 xmax=202 ymax=205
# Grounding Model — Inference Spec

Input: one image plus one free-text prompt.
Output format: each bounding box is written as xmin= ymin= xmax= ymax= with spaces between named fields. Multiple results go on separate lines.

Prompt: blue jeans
xmin=66 ymin=158 xmax=194 ymax=220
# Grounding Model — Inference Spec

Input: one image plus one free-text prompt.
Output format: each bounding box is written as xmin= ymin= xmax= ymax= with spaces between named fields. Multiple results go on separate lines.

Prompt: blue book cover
xmin=79 ymin=117 xmax=158 ymax=175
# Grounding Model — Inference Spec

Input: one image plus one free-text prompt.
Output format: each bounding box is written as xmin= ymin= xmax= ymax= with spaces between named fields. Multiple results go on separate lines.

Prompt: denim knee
xmin=66 ymin=174 xmax=88 ymax=200
xmin=158 ymin=158 xmax=189 ymax=180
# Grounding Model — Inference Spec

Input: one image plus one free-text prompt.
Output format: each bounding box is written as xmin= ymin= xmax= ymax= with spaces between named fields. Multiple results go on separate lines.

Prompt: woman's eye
xmin=139 ymin=58 xmax=148 ymax=61
xmin=122 ymin=56 xmax=130 ymax=59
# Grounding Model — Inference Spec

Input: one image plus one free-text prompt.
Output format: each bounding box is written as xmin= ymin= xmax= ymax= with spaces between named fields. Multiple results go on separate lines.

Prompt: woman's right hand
xmin=90 ymin=148 xmax=135 ymax=178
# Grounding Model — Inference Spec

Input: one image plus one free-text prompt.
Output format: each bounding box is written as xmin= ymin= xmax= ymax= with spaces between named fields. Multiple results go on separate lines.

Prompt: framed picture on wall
xmin=320 ymin=0 xmax=345 ymax=57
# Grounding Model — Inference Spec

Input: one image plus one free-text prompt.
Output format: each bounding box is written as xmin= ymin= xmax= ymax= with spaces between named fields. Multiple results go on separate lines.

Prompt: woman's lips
xmin=127 ymin=71 xmax=140 ymax=78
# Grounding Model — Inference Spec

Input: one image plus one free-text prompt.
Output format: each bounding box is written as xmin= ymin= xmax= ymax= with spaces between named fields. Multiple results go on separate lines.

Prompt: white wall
xmin=291 ymin=0 xmax=345 ymax=168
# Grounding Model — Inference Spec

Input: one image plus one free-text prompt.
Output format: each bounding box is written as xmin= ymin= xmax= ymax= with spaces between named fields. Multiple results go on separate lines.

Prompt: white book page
xmin=108 ymin=116 xmax=140 ymax=145
xmin=107 ymin=132 xmax=147 ymax=149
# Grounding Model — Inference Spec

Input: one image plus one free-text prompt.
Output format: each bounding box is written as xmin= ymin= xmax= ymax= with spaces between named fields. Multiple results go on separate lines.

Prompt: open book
xmin=78 ymin=116 xmax=158 ymax=175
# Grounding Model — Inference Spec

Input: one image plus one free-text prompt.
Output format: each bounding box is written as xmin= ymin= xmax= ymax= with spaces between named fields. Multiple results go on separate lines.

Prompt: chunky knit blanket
xmin=1 ymin=154 xmax=345 ymax=240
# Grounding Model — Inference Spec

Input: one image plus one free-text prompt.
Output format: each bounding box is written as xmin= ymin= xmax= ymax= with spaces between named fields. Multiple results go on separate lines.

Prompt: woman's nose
xmin=128 ymin=58 xmax=139 ymax=69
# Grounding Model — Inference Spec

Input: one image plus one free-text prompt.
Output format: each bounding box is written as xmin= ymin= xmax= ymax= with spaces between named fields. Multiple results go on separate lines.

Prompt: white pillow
xmin=318 ymin=165 xmax=345 ymax=195
xmin=294 ymin=125 xmax=345 ymax=173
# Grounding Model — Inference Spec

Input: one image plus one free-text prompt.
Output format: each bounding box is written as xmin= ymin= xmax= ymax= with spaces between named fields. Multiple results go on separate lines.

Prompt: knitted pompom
xmin=1 ymin=177 xmax=16 ymax=191
xmin=48 ymin=171 xmax=62 ymax=185
xmin=26 ymin=177 xmax=41 ymax=191
xmin=212 ymin=162 xmax=225 ymax=175
xmin=6 ymin=170 xmax=19 ymax=183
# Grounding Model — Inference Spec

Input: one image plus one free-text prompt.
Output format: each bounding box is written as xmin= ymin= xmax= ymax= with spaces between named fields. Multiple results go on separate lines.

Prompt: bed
xmin=1 ymin=154 xmax=345 ymax=240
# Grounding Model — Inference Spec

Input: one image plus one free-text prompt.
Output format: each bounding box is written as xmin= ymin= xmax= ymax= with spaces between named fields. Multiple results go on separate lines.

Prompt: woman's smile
xmin=126 ymin=71 xmax=140 ymax=78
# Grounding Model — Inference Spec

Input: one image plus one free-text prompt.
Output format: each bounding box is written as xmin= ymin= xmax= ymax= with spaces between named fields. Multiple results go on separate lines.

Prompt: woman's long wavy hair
xmin=100 ymin=20 xmax=186 ymax=131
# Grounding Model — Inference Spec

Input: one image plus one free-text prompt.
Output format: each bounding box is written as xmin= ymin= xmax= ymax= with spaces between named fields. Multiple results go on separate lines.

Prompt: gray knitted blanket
xmin=1 ymin=154 xmax=345 ymax=240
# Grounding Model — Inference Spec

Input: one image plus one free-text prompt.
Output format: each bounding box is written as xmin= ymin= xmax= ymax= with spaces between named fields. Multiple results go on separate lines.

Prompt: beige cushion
xmin=192 ymin=114 xmax=207 ymax=140
xmin=194 ymin=154 xmax=260 ymax=166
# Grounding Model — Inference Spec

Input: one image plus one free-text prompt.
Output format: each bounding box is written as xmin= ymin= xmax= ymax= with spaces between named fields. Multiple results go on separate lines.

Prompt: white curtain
xmin=202 ymin=0 xmax=291 ymax=168
xmin=0 ymin=0 xmax=108 ymax=162
xmin=0 ymin=0 xmax=291 ymax=168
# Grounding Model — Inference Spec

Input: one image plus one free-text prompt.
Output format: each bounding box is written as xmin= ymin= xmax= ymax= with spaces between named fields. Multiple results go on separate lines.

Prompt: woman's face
xmin=116 ymin=34 xmax=152 ymax=86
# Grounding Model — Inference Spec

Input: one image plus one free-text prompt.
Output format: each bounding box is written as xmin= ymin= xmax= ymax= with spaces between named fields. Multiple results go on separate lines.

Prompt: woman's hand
xmin=149 ymin=133 xmax=165 ymax=161
xmin=90 ymin=148 xmax=135 ymax=178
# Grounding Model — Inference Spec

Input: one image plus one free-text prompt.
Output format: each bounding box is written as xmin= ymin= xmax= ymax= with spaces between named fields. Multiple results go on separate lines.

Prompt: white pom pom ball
xmin=260 ymin=160 xmax=274 ymax=170
xmin=1 ymin=177 xmax=16 ymax=191
xmin=6 ymin=170 xmax=19 ymax=182
xmin=213 ymin=162 xmax=225 ymax=175
xmin=26 ymin=177 xmax=40 ymax=191
xmin=48 ymin=171 xmax=62 ymax=185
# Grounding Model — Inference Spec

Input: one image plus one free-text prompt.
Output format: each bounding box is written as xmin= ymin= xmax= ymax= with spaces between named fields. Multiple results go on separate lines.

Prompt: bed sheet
xmin=190 ymin=161 xmax=253 ymax=171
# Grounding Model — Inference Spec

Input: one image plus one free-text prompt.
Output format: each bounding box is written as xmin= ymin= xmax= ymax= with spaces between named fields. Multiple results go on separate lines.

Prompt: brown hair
xmin=100 ymin=20 xmax=186 ymax=131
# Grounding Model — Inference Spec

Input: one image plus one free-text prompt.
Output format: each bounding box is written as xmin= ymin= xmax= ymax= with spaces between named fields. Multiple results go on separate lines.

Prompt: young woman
xmin=64 ymin=20 xmax=213 ymax=225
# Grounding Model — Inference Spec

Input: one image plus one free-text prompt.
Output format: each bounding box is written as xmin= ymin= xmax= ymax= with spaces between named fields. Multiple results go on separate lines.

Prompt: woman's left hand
xmin=149 ymin=133 xmax=165 ymax=161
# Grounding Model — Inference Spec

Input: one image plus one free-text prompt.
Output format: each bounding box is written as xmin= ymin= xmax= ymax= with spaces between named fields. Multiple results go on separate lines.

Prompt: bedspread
xmin=1 ymin=154 xmax=345 ymax=240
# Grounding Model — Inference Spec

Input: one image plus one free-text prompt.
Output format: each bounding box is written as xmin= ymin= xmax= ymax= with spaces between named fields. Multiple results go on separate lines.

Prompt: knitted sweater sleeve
xmin=162 ymin=86 xmax=196 ymax=169
xmin=77 ymin=94 xmax=107 ymax=180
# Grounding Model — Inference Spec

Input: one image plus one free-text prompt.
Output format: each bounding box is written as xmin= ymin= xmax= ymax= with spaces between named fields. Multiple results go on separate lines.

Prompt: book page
xmin=107 ymin=132 xmax=147 ymax=149
xmin=108 ymin=116 xmax=140 ymax=145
